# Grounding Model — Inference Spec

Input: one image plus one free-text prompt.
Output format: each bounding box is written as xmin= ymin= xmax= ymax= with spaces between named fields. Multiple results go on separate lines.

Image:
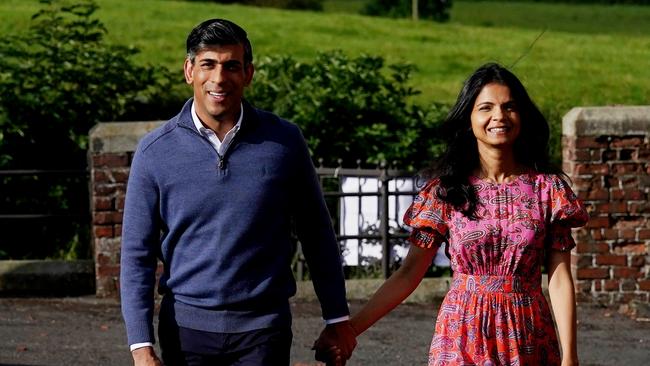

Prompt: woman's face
xmin=470 ymin=82 xmax=521 ymax=150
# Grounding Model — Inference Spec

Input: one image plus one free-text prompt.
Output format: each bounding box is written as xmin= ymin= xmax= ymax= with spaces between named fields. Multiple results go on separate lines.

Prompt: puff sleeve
xmin=546 ymin=175 xmax=589 ymax=251
xmin=403 ymin=179 xmax=449 ymax=251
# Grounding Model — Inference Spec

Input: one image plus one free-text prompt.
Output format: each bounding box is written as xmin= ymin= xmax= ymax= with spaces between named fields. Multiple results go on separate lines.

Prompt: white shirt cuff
xmin=324 ymin=315 xmax=350 ymax=325
xmin=130 ymin=342 xmax=154 ymax=352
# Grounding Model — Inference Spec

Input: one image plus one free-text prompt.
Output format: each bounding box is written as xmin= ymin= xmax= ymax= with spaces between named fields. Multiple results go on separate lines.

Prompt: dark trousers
xmin=158 ymin=302 xmax=292 ymax=366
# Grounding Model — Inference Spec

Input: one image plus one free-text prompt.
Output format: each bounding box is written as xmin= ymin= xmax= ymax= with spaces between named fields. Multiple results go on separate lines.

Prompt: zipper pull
xmin=218 ymin=156 xmax=225 ymax=170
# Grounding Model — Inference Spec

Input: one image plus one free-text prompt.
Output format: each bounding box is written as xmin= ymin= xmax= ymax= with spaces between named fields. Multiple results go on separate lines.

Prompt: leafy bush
xmin=363 ymin=0 xmax=452 ymax=22
xmin=0 ymin=0 xmax=175 ymax=259
xmin=247 ymin=51 xmax=447 ymax=170
xmin=199 ymin=0 xmax=324 ymax=11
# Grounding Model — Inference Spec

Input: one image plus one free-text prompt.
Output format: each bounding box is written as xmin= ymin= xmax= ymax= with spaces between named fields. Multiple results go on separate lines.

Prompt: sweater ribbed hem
xmin=169 ymin=297 xmax=292 ymax=333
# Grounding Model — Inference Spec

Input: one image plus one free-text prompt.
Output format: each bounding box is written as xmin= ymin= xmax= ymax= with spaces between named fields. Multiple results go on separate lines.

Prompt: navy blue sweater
xmin=120 ymin=99 xmax=349 ymax=346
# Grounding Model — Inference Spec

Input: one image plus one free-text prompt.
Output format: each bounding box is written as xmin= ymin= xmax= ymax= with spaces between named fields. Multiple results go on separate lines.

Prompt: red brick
xmin=112 ymin=169 xmax=130 ymax=183
xmin=595 ymin=254 xmax=627 ymax=266
xmin=594 ymin=280 xmax=602 ymax=291
xmin=576 ymin=137 xmax=607 ymax=149
xmin=577 ymin=242 xmax=610 ymax=254
xmin=576 ymin=281 xmax=593 ymax=294
xmin=613 ymin=267 xmax=641 ymax=279
xmin=93 ymin=212 xmax=123 ymax=225
xmin=612 ymin=163 xmax=642 ymax=174
xmin=586 ymin=189 xmax=609 ymax=200
xmin=601 ymin=150 xmax=616 ymax=162
xmin=93 ymin=226 xmax=113 ymax=238
xmin=613 ymin=243 xmax=646 ymax=255
xmin=603 ymin=280 xmax=619 ymax=291
xmin=578 ymin=268 xmax=609 ymax=279
xmin=602 ymin=229 xmax=618 ymax=240
xmin=624 ymin=189 xmax=646 ymax=200
xmin=639 ymin=148 xmax=650 ymax=160
xmin=619 ymin=149 xmax=635 ymax=161
xmin=630 ymin=255 xmax=646 ymax=267
xmin=613 ymin=217 xmax=645 ymax=230
xmin=610 ymin=136 xmax=643 ymax=148
xmin=591 ymin=229 xmax=604 ymax=240
xmin=573 ymin=229 xmax=592 ymax=244
xmin=585 ymin=216 xmax=612 ymax=229
xmin=94 ymin=184 xmax=116 ymax=195
xmin=573 ymin=149 xmax=594 ymax=162
xmin=605 ymin=176 xmax=620 ymax=189
xmin=577 ymin=255 xmax=593 ymax=268
xmin=114 ymin=225 xmax=122 ymax=236
xmin=610 ymin=189 xmax=625 ymax=200
xmin=638 ymin=229 xmax=650 ymax=240
xmin=93 ymin=170 xmax=109 ymax=183
xmin=93 ymin=197 xmax=113 ymax=211
xmin=92 ymin=153 xmax=129 ymax=167
xmin=115 ymin=196 xmax=125 ymax=211
xmin=97 ymin=265 xmax=121 ymax=277
xmin=96 ymin=253 xmax=114 ymax=266
xmin=575 ymin=163 xmax=609 ymax=175
xmin=620 ymin=229 xmax=637 ymax=240
xmin=639 ymin=280 xmax=650 ymax=291
xmin=621 ymin=279 xmax=637 ymax=291
xmin=596 ymin=202 xmax=627 ymax=214
xmin=628 ymin=202 xmax=650 ymax=214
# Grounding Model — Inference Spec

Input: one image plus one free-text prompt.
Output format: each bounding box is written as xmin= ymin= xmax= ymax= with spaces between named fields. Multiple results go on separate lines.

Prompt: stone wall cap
xmin=563 ymin=106 xmax=650 ymax=137
xmin=89 ymin=121 xmax=164 ymax=153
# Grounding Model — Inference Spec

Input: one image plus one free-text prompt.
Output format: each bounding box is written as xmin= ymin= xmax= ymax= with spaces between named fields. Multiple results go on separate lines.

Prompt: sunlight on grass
xmin=1 ymin=0 xmax=649 ymax=118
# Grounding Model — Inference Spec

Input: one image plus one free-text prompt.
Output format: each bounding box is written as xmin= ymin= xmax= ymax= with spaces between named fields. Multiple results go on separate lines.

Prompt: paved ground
xmin=1 ymin=297 xmax=649 ymax=365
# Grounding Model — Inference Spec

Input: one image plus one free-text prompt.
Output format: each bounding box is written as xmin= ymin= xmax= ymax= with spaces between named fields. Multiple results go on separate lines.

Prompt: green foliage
xmin=196 ymin=0 xmax=324 ymax=11
xmin=0 ymin=0 xmax=174 ymax=168
xmin=363 ymin=0 xmax=452 ymax=22
xmin=247 ymin=51 xmax=447 ymax=169
xmin=0 ymin=0 xmax=175 ymax=259
xmin=458 ymin=0 xmax=650 ymax=5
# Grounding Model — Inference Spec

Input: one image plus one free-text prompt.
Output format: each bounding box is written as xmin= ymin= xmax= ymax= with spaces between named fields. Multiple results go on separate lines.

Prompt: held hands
xmin=131 ymin=346 xmax=162 ymax=366
xmin=313 ymin=321 xmax=357 ymax=366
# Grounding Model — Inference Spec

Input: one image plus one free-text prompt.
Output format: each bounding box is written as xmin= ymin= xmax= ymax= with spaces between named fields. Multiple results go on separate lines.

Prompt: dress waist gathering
xmin=450 ymin=273 xmax=541 ymax=294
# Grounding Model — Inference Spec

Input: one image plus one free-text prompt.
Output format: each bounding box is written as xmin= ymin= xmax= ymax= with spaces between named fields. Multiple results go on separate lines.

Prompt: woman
xmin=317 ymin=63 xmax=588 ymax=366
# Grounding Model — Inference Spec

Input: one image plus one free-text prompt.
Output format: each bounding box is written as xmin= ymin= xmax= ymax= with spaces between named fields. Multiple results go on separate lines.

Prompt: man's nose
xmin=211 ymin=66 xmax=225 ymax=84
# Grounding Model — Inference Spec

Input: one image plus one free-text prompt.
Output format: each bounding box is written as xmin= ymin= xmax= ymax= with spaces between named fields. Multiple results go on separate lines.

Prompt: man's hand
xmin=132 ymin=346 xmax=162 ymax=366
xmin=313 ymin=321 xmax=357 ymax=366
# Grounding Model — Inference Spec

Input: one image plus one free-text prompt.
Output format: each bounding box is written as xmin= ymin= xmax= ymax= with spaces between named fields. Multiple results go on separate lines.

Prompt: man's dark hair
xmin=424 ymin=62 xmax=562 ymax=219
xmin=186 ymin=18 xmax=253 ymax=65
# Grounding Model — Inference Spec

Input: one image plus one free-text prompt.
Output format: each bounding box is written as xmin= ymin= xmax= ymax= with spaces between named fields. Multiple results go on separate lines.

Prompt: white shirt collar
xmin=190 ymin=101 xmax=244 ymax=138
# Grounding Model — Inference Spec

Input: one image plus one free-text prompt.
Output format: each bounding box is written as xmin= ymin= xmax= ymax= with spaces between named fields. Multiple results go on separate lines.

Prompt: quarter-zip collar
xmin=191 ymin=101 xmax=243 ymax=156
xmin=175 ymin=98 xmax=261 ymax=170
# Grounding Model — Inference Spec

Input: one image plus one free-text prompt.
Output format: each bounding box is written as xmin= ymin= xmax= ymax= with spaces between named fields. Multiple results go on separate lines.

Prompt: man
xmin=120 ymin=19 xmax=356 ymax=365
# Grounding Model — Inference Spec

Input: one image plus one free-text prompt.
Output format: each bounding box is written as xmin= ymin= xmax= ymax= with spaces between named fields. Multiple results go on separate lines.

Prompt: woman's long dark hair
xmin=423 ymin=63 xmax=561 ymax=219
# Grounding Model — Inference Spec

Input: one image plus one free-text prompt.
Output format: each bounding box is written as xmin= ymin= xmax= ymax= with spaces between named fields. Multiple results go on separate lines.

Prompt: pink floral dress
xmin=404 ymin=173 xmax=588 ymax=366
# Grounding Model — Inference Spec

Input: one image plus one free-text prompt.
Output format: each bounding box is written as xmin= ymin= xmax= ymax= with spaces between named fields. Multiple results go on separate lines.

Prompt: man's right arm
xmin=120 ymin=145 xmax=161 ymax=357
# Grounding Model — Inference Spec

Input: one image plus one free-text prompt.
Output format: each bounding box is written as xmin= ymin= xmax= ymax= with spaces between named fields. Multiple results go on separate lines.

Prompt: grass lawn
xmin=1 ymin=0 xmax=649 ymax=121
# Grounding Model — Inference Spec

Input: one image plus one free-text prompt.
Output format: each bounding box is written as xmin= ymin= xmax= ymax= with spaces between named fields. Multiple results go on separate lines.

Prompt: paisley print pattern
xmin=404 ymin=173 xmax=588 ymax=366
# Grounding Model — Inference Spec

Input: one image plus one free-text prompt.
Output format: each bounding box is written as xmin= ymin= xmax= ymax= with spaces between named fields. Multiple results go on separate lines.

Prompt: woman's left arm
xmin=547 ymin=250 xmax=579 ymax=366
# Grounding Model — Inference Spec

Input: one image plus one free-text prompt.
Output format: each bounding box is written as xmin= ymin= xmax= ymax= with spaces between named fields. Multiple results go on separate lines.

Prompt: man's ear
xmin=244 ymin=63 xmax=255 ymax=86
xmin=183 ymin=58 xmax=194 ymax=84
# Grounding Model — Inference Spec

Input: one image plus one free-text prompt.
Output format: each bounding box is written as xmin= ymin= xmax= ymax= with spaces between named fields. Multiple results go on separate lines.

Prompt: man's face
xmin=183 ymin=44 xmax=254 ymax=127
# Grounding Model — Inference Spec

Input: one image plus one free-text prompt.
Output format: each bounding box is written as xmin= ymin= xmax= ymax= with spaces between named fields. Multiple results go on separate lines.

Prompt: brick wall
xmin=89 ymin=121 xmax=162 ymax=297
xmin=563 ymin=107 xmax=650 ymax=304
xmin=88 ymin=108 xmax=650 ymax=303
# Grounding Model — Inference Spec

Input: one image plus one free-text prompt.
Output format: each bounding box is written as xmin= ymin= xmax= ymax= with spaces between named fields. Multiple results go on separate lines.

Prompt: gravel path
xmin=1 ymin=297 xmax=648 ymax=365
